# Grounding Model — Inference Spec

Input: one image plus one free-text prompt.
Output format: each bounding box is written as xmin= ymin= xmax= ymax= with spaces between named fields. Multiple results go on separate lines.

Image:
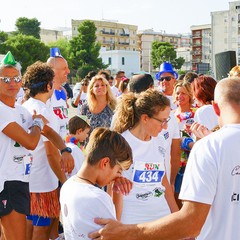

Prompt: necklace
xmin=77 ymin=176 xmax=96 ymax=185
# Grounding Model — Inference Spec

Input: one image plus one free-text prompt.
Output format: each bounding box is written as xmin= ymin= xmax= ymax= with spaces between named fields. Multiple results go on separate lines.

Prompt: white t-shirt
xmin=0 ymin=101 xmax=33 ymax=192
xmin=66 ymin=142 xmax=85 ymax=178
xmin=47 ymin=90 xmax=68 ymax=139
xmin=120 ymin=130 xmax=170 ymax=224
xmin=111 ymin=85 xmax=119 ymax=97
xmin=194 ymin=105 xmax=218 ymax=130
xmin=179 ymin=124 xmax=240 ymax=240
xmin=23 ymin=98 xmax=60 ymax=193
xmin=159 ymin=111 xmax=180 ymax=182
xmin=60 ymin=176 xmax=116 ymax=240
xmin=72 ymin=91 xmax=87 ymax=115
xmin=166 ymin=95 xmax=177 ymax=110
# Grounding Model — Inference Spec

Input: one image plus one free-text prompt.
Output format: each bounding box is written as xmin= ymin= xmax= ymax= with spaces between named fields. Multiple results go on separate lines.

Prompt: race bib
xmin=23 ymin=153 xmax=33 ymax=181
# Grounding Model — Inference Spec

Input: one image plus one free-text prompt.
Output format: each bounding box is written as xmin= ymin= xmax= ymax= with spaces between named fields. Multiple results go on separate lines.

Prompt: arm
xmin=73 ymin=87 xmax=83 ymax=107
xmin=162 ymin=175 xmax=179 ymax=213
xmin=170 ymin=138 xmax=181 ymax=189
xmin=2 ymin=122 xmax=41 ymax=150
xmin=41 ymin=125 xmax=74 ymax=174
xmin=89 ymin=201 xmax=210 ymax=240
xmin=44 ymin=141 xmax=67 ymax=184
xmin=112 ymin=191 xmax=123 ymax=221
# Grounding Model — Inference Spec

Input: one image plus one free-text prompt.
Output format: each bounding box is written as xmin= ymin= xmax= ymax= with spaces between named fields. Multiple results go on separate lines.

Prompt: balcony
xmin=192 ymin=34 xmax=202 ymax=38
xmin=192 ymin=51 xmax=202 ymax=56
xmin=192 ymin=42 xmax=202 ymax=47
xmin=101 ymin=30 xmax=115 ymax=35
xmin=102 ymin=40 xmax=114 ymax=45
xmin=192 ymin=58 xmax=201 ymax=63
xmin=120 ymin=33 xmax=130 ymax=37
xmin=118 ymin=42 xmax=130 ymax=45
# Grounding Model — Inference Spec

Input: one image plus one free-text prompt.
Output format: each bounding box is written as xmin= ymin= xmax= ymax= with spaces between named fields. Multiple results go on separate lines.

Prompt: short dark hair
xmin=184 ymin=72 xmax=198 ymax=83
xmin=68 ymin=116 xmax=90 ymax=134
xmin=86 ymin=127 xmax=133 ymax=170
xmin=128 ymin=74 xmax=154 ymax=93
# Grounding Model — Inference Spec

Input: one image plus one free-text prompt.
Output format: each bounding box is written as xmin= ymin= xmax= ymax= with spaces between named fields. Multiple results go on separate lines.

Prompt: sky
xmin=0 ymin=0 xmax=232 ymax=34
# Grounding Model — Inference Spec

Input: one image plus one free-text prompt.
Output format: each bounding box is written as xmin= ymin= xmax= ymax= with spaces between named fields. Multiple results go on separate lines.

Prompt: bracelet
xmin=32 ymin=118 xmax=44 ymax=131
xmin=181 ymin=137 xmax=193 ymax=151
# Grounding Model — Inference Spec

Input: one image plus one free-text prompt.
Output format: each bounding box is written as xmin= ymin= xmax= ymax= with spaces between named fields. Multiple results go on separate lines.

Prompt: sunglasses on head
xmin=0 ymin=76 xmax=22 ymax=83
xmin=159 ymin=76 xmax=173 ymax=82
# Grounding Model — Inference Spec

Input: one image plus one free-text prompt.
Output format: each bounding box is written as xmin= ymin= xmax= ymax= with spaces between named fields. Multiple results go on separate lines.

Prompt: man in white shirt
xmin=111 ymin=70 xmax=125 ymax=97
xmin=89 ymin=77 xmax=240 ymax=240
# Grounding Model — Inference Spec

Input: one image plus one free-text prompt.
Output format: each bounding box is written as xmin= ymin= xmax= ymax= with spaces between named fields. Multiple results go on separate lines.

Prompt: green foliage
xmin=15 ymin=17 xmax=41 ymax=39
xmin=69 ymin=20 xmax=108 ymax=78
xmin=151 ymin=41 xmax=184 ymax=70
xmin=0 ymin=34 xmax=49 ymax=72
xmin=0 ymin=31 xmax=8 ymax=43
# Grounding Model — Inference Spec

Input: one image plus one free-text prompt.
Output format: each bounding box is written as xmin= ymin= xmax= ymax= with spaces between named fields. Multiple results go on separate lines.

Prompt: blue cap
xmin=156 ymin=62 xmax=178 ymax=80
xmin=50 ymin=47 xmax=62 ymax=57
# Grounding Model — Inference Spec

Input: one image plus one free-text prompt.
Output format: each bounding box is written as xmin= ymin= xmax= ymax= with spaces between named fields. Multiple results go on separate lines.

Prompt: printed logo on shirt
xmin=53 ymin=106 xmax=68 ymax=120
xmin=231 ymin=192 xmax=240 ymax=202
xmin=163 ymin=131 xmax=169 ymax=140
xmin=13 ymin=155 xmax=24 ymax=163
xmin=231 ymin=165 xmax=240 ymax=176
xmin=14 ymin=142 xmax=21 ymax=147
xmin=136 ymin=191 xmax=153 ymax=201
xmin=20 ymin=113 xmax=26 ymax=124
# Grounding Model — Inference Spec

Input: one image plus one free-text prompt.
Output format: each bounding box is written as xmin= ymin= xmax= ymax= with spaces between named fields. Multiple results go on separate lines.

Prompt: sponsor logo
xmin=136 ymin=191 xmax=153 ymax=201
xmin=231 ymin=192 xmax=240 ymax=202
xmin=231 ymin=166 xmax=240 ymax=176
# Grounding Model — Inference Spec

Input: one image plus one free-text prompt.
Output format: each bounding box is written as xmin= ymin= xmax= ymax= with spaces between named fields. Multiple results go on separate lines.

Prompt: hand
xmin=88 ymin=218 xmax=127 ymax=240
xmin=112 ymin=177 xmax=133 ymax=195
xmin=32 ymin=110 xmax=49 ymax=125
xmin=61 ymin=152 xmax=74 ymax=174
xmin=190 ymin=122 xmax=212 ymax=140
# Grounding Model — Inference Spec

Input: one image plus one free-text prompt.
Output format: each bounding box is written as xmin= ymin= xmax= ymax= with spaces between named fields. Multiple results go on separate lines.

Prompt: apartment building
xmin=137 ymin=29 xmax=190 ymax=73
xmin=211 ymin=1 xmax=240 ymax=76
xmin=71 ymin=19 xmax=138 ymax=51
xmin=190 ymin=24 xmax=212 ymax=73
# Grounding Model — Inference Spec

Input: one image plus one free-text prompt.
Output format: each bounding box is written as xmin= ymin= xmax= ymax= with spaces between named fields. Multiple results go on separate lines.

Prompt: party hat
xmin=50 ymin=47 xmax=62 ymax=57
xmin=1 ymin=51 xmax=16 ymax=66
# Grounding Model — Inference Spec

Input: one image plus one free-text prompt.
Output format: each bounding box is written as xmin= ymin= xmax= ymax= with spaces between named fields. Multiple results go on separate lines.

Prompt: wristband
xmin=32 ymin=118 xmax=44 ymax=131
xmin=181 ymin=137 xmax=193 ymax=151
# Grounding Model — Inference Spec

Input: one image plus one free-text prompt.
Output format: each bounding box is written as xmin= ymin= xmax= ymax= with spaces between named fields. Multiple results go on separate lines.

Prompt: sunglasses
xmin=81 ymin=83 xmax=88 ymax=86
xmin=0 ymin=76 xmax=22 ymax=83
xmin=159 ymin=76 xmax=173 ymax=82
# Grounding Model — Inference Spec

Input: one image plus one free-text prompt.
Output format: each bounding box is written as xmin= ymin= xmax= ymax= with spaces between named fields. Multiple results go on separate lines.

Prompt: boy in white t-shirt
xmin=60 ymin=127 xmax=133 ymax=240
xmin=65 ymin=115 xmax=90 ymax=178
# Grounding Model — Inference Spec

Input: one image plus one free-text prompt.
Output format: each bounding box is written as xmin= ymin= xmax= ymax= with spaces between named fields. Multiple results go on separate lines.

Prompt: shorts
xmin=27 ymin=215 xmax=51 ymax=226
xmin=174 ymin=166 xmax=186 ymax=193
xmin=0 ymin=180 xmax=30 ymax=217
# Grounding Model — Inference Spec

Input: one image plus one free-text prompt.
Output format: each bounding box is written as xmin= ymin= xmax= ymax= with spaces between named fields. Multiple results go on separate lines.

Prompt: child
xmin=65 ymin=115 xmax=91 ymax=178
xmin=60 ymin=127 xmax=133 ymax=240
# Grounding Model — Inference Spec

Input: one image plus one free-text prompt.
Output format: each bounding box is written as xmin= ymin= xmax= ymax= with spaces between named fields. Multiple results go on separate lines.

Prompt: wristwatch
xmin=60 ymin=147 xmax=72 ymax=155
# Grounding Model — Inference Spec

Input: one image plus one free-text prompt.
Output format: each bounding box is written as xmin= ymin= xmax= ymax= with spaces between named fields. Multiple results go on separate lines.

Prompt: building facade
xmin=137 ymin=29 xmax=191 ymax=73
xmin=190 ymin=24 xmax=212 ymax=73
xmin=71 ymin=19 xmax=138 ymax=51
xmin=211 ymin=1 xmax=240 ymax=77
xmin=100 ymin=50 xmax=140 ymax=77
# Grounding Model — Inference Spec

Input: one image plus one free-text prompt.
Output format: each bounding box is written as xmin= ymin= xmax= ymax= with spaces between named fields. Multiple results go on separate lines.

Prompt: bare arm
xmin=44 ymin=141 xmax=67 ymax=184
xmin=170 ymin=138 xmax=181 ymax=188
xmin=2 ymin=122 xmax=41 ymax=150
xmin=112 ymin=191 xmax=123 ymax=221
xmin=41 ymin=125 xmax=74 ymax=174
xmin=89 ymin=201 xmax=211 ymax=240
xmin=162 ymin=175 xmax=179 ymax=213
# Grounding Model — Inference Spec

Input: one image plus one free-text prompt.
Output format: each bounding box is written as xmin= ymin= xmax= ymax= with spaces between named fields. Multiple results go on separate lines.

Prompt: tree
xmin=0 ymin=34 xmax=49 ymax=72
xmin=69 ymin=20 xmax=107 ymax=78
xmin=15 ymin=17 xmax=41 ymax=39
xmin=151 ymin=41 xmax=184 ymax=70
xmin=0 ymin=31 xmax=8 ymax=43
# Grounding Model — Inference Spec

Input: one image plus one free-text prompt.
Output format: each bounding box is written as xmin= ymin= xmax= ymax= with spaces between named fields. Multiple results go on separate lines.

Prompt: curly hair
xmin=22 ymin=61 xmax=54 ymax=97
xmin=112 ymin=89 xmax=170 ymax=133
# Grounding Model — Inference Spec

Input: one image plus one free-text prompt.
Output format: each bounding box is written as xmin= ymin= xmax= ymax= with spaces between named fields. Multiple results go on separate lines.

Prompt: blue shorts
xmin=27 ymin=215 xmax=51 ymax=226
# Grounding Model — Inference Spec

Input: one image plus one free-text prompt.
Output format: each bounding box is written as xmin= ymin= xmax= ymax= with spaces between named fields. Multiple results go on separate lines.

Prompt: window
xmin=108 ymin=57 xmax=111 ymax=65
xmin=122 ymin=57 xmax=125 ymax=65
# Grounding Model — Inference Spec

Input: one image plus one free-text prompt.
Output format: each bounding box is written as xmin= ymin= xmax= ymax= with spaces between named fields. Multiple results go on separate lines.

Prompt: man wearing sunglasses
xmin=156 ymin=62 xmax=178 ymax=110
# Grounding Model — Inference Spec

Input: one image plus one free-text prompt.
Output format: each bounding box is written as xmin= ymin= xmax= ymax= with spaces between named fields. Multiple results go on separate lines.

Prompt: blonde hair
xmin=87 ymin=75 xmax=116 ymax=111
xmin=113 ymin=89 xmax=170 ymax=133
xmin=229 ymin=66 xmax=240 ymax=77
xmin=173 ymin=81 xmax=194 ymax=105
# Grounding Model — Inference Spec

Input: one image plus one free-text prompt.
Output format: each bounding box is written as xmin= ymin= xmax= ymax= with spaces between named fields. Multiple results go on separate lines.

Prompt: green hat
xmin=1 ymin=51 xmax=17 ymax=66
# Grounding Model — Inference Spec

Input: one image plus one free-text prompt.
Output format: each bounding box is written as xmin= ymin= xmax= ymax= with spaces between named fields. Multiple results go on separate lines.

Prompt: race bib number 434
xmin=132 ymin=162 xmax=165 ymax=185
